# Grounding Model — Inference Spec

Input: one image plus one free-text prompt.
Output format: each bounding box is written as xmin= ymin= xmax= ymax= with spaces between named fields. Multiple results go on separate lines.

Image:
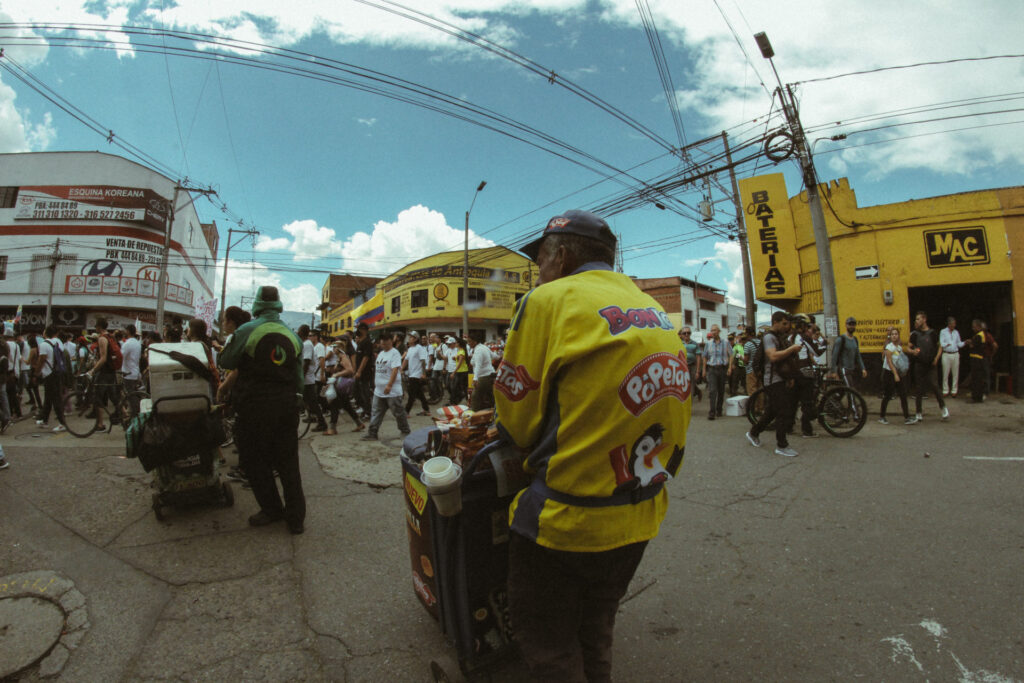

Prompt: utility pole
xmin=722 ymin=131 xmax=757 ymax=327
xmin=44 ymin=238 xmax=63 ymax=327
xmin=755 ymin=32 xmax=840 ymax=355
xmin=463 ymin=181 xmax=487 ymax=339
xmin=218 ymin=225 xmax=260 ymax=329
xmin=155 ymin=185 xmax=217 ymax=332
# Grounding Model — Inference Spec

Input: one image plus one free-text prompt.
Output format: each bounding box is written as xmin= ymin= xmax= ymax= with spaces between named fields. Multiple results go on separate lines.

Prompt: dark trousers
xmin=302 ymin=383 xmax=326 ymax=427
xmin=508 ymin=532 xmax=648 ymax=683
xmin=449 ymin=372 xmax=468 ymax=405
xmin=880 ymin=371 xmax=909 ymax=419
xmin=706 ymin=365 xmax=727 ymax=416
xmin=795 ymin=376 xmax=817 ymax=435
xmin=404 ymin=376 xmax=429 ymax=413
xmin=429 ymin=370 xmax=445 ymax=402
xmin=38 ymin=372 xmax=65 ymax=425
xmin=234 ymin=400 xmax=305 ymax=526
xmin=354 ymin=377 xmax=373 ymax=415
xmin=728 ymin=365 xmax=745 ymax=395
xmin=914 ymin=364 xmax=945 ymax=414
xmin=470 ymin=374 xmax=495 ymax=411
xmin=750 ymin=380 xmax=795 ymax=448
xmin=327 ymin=391 xmax=362 ymax=427
xmin=969 ymin=356 xmax=988 ymax=402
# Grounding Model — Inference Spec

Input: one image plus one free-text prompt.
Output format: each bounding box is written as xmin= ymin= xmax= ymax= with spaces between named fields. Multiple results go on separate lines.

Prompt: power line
xmin=792 ymin=53 xmax=1024 ymax=86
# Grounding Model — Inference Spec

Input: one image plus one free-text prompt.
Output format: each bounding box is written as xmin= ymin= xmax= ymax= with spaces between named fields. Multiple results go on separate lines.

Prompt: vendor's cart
xmin=400 ymin=427 xmax=528 ymax=678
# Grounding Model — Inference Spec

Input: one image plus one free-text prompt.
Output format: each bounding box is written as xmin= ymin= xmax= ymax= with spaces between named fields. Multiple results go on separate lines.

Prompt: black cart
xmin=400 ymin=429 xmax=527 ymax=678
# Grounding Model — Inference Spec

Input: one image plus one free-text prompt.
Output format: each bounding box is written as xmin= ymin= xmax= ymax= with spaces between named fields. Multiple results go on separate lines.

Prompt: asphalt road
xmin=0 ymin=393 xmax=1022 ymax=682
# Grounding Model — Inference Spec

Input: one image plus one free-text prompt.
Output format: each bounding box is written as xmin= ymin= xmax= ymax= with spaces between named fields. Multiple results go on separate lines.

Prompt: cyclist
xmin=791 ymin=314 xmax=827 ymax=438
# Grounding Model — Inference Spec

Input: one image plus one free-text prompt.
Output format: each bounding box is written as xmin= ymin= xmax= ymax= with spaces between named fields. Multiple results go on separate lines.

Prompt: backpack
xmin=101 ymin=333 xmax=124 ymax=371
xmin=750 ymin=338 xmax=766 ymax=377
xmin=44 ymin=340 xmax=70 ymax=379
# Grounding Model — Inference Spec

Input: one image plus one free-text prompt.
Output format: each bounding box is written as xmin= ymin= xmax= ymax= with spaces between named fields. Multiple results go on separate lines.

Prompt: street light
xmin=462 ymin=180 xmax=487 ymax=339
xmin=694 ymin=259 xmax=709 ymax=336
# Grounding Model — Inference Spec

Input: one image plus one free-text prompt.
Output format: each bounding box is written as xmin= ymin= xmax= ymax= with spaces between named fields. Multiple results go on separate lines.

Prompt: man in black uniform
xmin=908 ymin=311 xmax=949 ymax=423
xmin=219 ymin=286 xmax=306 ymax=534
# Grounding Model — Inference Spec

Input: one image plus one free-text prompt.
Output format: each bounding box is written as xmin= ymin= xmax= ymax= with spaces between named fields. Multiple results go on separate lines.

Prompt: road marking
xmin=882 ymin=619 xmax=1019 ymax=682
xmin=963 ymin=456 xmax=1024 ymax=461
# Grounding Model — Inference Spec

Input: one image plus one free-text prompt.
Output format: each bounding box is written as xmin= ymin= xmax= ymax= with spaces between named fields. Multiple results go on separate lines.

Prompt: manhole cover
xmin=0 ymin=596 xmax=65 ymax=677
xmin=15 ymin=432 xmax=58 ymax=441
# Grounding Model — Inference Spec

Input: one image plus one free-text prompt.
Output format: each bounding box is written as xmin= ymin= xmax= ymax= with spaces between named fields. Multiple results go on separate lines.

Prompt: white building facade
xmin=0 ymin=152 xmax=218 ymax=332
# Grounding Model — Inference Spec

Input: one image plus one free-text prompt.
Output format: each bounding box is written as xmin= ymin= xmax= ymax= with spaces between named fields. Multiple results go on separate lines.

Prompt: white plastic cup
xmin=421 ymin=456 xmax=463 ymax=516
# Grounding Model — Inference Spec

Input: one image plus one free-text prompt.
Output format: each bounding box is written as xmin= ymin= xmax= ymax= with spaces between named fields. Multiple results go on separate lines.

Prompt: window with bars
xmin=0 ymin=186 xmax=17 ymax=208
xmin=411 ymin=289 xmax=428 ymax=308
xmin=458 ymin=288 xmax=486 ymax=305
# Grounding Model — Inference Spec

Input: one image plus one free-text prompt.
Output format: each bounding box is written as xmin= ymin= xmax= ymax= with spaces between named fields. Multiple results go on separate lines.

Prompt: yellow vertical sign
xmin=739 ymin=173 xmax=802 ymax=300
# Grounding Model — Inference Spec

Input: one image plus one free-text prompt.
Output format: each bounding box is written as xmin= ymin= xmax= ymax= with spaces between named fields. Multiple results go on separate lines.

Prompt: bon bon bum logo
xmin=619 ymin=351 xmax=690 ymax=416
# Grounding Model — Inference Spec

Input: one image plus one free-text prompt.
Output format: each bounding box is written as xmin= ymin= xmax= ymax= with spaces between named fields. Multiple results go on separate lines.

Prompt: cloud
xmin=253 ymin=220 xmax=344 ymax=261
xmin=357 ymin=117 xmax=377 ymax=127
xmin=215 ymin=257 xmax=322 ymax=313
xmin=0 ymin=80 xmax=57 ymax=153
xmin=340 ymin=204 xmax=495 ymax=276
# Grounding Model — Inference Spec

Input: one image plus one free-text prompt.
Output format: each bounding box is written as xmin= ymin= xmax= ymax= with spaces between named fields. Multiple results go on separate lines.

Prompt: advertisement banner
xmin=14 ymin=185 xmax=170 ymax=232
xmin=739 ymin=173 xmax=803 ymax=300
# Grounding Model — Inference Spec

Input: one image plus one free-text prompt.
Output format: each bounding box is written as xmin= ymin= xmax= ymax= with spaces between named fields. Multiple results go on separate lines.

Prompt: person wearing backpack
xmin=829 ymin=316 xmax=868 ymax=389
xmin=34 ymin=326 xmax=67 ymax=432
xmin=745 ymin=311 xmax=803 ymax=457
xmin=87 ymin=317 xmax=122 ymax=430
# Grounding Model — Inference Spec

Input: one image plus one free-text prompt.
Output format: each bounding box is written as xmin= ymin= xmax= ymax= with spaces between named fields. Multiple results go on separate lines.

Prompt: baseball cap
xmin=520 ymin=210 xmax=617 ymax=261
xmin=846 ymin=316 xmax=857 ymax=325
xmin=445 ymin=335 xmax=456 ymax=343
xmin=408 ymin=330 xmax=420 ymax=339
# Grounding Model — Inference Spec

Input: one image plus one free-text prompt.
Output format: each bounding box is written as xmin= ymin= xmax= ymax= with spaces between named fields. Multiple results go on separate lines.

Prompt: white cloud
xmin=340 ymin=204 xmax=494 ymax=276
xmin=254 ymin=236 xmax=290 ymax=251
xmin=215 ymin=257 xmax=322 ymax=313
xmin=252 ymin=219 xmax=344 ymax=261
xmin=357 ymin=117 xmax=377 ymax=127
xmin=0 ymin=79 xmax=57 ymax=153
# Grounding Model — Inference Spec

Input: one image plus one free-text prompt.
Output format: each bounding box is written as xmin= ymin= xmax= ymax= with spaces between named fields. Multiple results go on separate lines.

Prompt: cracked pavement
xmin=2 ymin=395 xmax=1023 ymax=681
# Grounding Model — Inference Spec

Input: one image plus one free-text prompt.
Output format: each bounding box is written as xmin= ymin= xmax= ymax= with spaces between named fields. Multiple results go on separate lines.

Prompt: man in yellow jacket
xmin=495 ymin=210 xmax=692 ymax=681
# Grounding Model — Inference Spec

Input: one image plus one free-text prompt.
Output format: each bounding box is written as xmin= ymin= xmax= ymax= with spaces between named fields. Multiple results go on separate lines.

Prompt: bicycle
xmin=745 ymin=365 xmax=868 ymax=438
xmin=63 ymin=373 xmax=150 ymax=438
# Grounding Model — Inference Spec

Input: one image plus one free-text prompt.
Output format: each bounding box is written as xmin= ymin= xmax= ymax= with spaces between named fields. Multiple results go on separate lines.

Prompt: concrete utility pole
xmin=155 ymin=185 xmax=217 ymax=332
xmin=463 ymin=180 xmax=487 ymax=339
xmin=44 ymin=238 xmax=63 ymax=327
xmin=755 ymin=32 xmax=840 ymax=354
xmin=722 ymin=131 xmax=757 ymax=327
xmin=218 ymin=226 xmax=260 ymax=329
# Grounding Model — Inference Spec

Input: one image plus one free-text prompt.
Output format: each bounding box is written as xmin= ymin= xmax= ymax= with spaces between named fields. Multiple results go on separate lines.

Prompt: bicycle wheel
xmin=745 ymin=387 xmax=771 ymax=427
xmin=63 ymin=391 xmax=101 ymax=437
xmin=296 ymin=404 xmax=311 ymax=439
xmin=117 ymin=391 xmax=150 ymax=429
xmin=817 ymin=386 xmax=868 ymax=438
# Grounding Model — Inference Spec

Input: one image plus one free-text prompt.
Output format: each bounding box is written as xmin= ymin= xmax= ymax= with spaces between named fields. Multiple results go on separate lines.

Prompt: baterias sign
xmin=14 ymin=185 xmax=170 ymax=232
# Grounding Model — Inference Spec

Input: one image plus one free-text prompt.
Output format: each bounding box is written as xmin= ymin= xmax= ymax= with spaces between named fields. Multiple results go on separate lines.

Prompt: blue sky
xmin=1 ymin=0 xmax=1021 ymax=313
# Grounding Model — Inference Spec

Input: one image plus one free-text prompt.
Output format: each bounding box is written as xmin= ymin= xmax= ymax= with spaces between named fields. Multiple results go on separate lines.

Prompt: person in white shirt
xmin=34 ymin=326 xmax=66 ymax=431
xmin=121 ymin=324 xmax=143 ymax=391
xmin=362 ymin=333 xmax=410 ymax=440
xmin=939 ymin=316 xmax=966 ymax=397
xmin=428 ymin=333 xmax=445 ymax=403
xmin=467 ymin=332 xmax=495 ymax=411
xmin=19 ymin=334 xmax=39 ymax=411
xmin=403 ymin=332 xmax=431 ymax=416
xmin=5 ymin=334 xmax=23 ymax=419
xmin=299 ymin=325 xmax=327 ymax=432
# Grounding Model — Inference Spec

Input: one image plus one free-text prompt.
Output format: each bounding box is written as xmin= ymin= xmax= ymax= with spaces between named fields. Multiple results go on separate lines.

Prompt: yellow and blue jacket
xmin=494 ymin=263 xmax=692 ymax=552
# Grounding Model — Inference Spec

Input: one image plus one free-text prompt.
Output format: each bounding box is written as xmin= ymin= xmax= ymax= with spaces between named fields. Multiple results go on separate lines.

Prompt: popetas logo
xmin=618 ymin=351 xmax=690 ymax=416
xmin=495 ymin=360 xmax=540 ymax=402
xmin=599 ymin=305 xmax=673 ymax=335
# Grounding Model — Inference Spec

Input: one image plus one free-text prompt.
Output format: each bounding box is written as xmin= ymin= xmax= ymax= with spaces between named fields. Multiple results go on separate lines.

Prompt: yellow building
xmin=739 ymin=173 xmax=1023 ymax=394
xmin=322 ymin=246 xmax=535 ymax=340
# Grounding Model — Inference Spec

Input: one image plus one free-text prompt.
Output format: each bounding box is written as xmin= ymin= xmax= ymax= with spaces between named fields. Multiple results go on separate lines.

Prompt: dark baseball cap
xmin=520 ymin=210 xmax=617 ymax=261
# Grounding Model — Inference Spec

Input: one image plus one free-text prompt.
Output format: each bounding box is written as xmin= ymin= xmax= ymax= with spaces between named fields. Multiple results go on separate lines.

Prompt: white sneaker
xmin=941 ymin=407 xmax=950 ymax=420
xmin=905 ymin=417 xmax=918 ymax=425
xmin=745 ymin=431 xmax=761 ymax=448
xmin=877 ymin=417 xmax=889 ymax=425
xmin=774 ymin=446 xmax=798 ymax=457
xmin=915 ymin=413 xmax=923 ymax=422
xmin=52 ymin=425 xmax=66 ymax=433
xmin=35 ymin=419 xmax=45 ymax=426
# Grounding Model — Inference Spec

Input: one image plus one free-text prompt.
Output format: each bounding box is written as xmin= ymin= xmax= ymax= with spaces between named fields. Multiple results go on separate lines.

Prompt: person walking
xmin=829 ymin=316 xmax=868 ymax=388
xmin=494 ymin=210 xmax=691 ymax=681
xmin=908 ymin=311 xmax=949 ymax=422
xmin=298 ymin=325 xmax=328 ymax=433
xmin=678 ymin=327 xmax=703 ymax=401
xmin=742 ymin=326 xmax=761 ymax=397
xmin=362 ymin=333 xmax=410 ymax=441
xmin=352 ymin=323 xmax=375 ymax=417
xmin=702 ymin=324 xmax=729 ymax=420
xmin=467 ymin=332 xmax=495 ymax=411
xmin=939 ymin=316 xmax=965 ymax=397
xmin=879 ymin=327 xmax=913 ymax=425
xmin=728 ymin=331 xmax=747 ymax=396
xmin=403 ymin=332 xmax=431 ymax=416
xmin=218 ymin=286 xmax=306 ymax=534
xmin=745 ymin=311 xmax=801 ymax=457
xmin=967 ymin=319 xmax=998 ymax=402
